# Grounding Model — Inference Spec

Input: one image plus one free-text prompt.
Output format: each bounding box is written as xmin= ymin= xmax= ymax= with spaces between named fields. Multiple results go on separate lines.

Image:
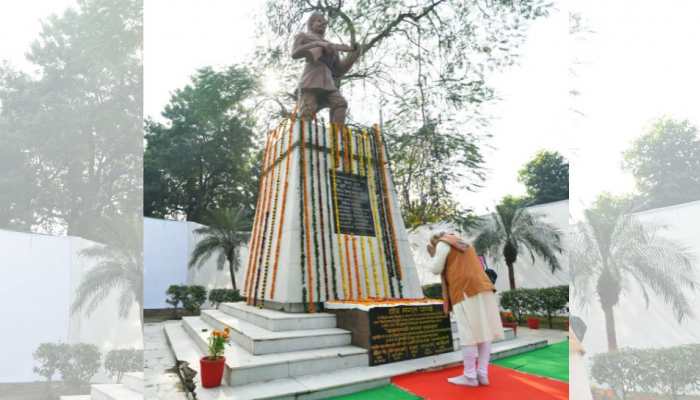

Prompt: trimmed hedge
xmin=499 ymin=286 xmax=568 ymax=327
xmin=209 ymin=289 xmax=243 ymax=308
xmin=591 ymin=345 xmax=700 ymax=399
xmin=165 ymin=284 xmax=207 ymax=314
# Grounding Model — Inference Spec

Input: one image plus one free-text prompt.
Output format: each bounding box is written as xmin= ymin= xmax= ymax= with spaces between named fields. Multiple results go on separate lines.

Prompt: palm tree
xmin=189 ymin=207 xmax=250 ymax=291
xmin=571 ymin=195 xmax=696 ymax=351
xmin=472 ymin=201 xmax=563 ymax=290
xmin=71 ymin=216 xmax=143 ymax=324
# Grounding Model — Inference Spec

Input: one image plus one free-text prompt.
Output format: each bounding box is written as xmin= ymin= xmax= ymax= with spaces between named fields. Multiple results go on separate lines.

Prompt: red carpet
xmin=392 ymin=364 xmax=568 ymax=400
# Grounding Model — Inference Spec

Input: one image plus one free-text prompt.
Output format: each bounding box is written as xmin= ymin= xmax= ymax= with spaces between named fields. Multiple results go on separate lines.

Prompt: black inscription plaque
xmin=333 ymin=171 xmax=375 ymax=236
xmin=368 ymin=304 xmax=453 ymax=366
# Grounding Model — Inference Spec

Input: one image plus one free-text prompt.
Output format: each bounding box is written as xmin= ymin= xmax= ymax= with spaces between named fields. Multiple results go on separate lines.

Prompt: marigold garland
xmin=253 ymin=128 xmax=280 ymax=305
xmin=245 ymin=132 xmax=273 ymax=303
xmin=308 ymin=119 xmax=322 ymax=303
xmin=269 ymin=118 xmax=295 ymax=300
xmin=314 ymin=118 xmax=331 ymax=301
xmin=322 ymin=123 xmax=338 ymax=300
xmin=364 ymin=132 xmax=392 ymax=298
xmin=347 ymin=128 xmax=363 ymax=299
xmin=374 ymin=125 xmax=404 ymax=297
xmin=369 ymin=129 xmax=396 ymax=298
xmin=259 ymin=128 xmax=285 ymax=304
xmin=358 ymin=131 xmax=378 ymax=297
xmin=300 ymin=119 xmax=316 ymax=312
xmin=329 ymin=123 xmax=349 ymax=299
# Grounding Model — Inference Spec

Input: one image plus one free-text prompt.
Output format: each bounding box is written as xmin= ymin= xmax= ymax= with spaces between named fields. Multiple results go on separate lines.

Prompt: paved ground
xmin=144 ymin=322 xmax=189 ymax=400
xmin=516 ymin=326 xmax=569 ymax=344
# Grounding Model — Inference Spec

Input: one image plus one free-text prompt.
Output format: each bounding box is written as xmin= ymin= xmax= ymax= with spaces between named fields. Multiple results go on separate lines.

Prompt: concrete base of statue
xmin=242 ymin=118 xmax=424 ymax=312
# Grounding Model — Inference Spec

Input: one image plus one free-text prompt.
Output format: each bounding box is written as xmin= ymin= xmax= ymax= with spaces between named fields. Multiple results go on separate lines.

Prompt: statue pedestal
xmin=325 ymin=299 xmax=454 ymax=366
xmin=243 ymin=118 xmax=424 ymax=312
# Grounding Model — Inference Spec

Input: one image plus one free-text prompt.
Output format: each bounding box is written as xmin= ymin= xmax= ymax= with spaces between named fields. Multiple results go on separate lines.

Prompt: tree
xmin=104 ymin=349 xmax=143 ymax=383
xmin=517 ymin=150 xmax=569 ymax=205
xmin=71 ymin=215 xmax=143 ymax=325
xmin=144 ymin=66 xmax=259 ymax=223
xmin=472 ymin=199 xmax=563 ymax=290
xmin=0 ymin=0 xmax=142 ymax=239
xmin=571 ymin=193 xmax=696 ymax=351
xmin=622 ymin=118 xmax=700 ymax=210
xmin=259 ymin=0 xmax=552 ymax=224
xmin=189 ymin=208 xmax=251 ymax=291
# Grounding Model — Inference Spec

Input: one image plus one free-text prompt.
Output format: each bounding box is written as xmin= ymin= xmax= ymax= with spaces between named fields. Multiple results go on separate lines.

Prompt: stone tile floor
xmin=144 ymin=322 xmax=189 ymax=400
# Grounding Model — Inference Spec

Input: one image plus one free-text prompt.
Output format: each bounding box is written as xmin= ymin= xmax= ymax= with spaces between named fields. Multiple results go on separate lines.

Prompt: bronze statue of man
xmin=292 ymin=12 xmax=361 ymax=125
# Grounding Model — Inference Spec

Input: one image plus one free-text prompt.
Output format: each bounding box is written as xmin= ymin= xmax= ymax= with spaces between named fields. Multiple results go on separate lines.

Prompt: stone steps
xmin=121 ymin=372 xmax=143 ymax=394
xmin=90 ymin=383 xmax=142 ymax=400
xmin=58 ymin=373 xmax=143 ymax=400
xmin=166 ymin=315 xmax=549 ymax=399
xmin=181 ymin=316 xmax=368 ymax=386
xmin=200 ymin=309 xmax=351 ymax=355
xmin=220 ymin=302 xmax=337 ymax=331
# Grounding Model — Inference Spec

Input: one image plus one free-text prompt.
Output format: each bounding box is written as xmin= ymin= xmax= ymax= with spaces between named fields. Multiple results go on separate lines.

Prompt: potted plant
xmin=200 ymin=327 xmax=230 ymax=388
xmin=500 ymin=311 xmax=518 ymax=335
xmin=527 ymin=316 xmax=541 ymax=329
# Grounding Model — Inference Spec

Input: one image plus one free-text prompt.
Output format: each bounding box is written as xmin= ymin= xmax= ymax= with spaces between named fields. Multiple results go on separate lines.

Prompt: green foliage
xmin=0 ymin=0 xmax=142 ymax=239
xmin=472 ymin=199 xmax=563 ymax=289
xmin=33 ymin=343 xmax=66 ymax=384
xmin=59 ymin=343 xmax=102 ymax=390
xmin=517 ymin=150 xmax=569 ymax=206
xmin=571 ymin=193 xmax=696 ymax=351
xmin=591 ymin=345 xmax=700 ymax=399
xmin=538 ymin=286 xmax=569 ymax=328
xmin=385 ymin=124 xmax=485 ymax=228
xmin=144 ymin=67 xmax=259 ymax=223
xmin=166 ymin=285 xmax=188 ymax=311
xmin=623 ymin=118 xmax=700 ymax=210
xmin=183 ymin=286 xmax=207 ymax=314
xmin=189 ymin=207 xmax=251 ymax=292
xmin=104 ymin=349 xmax=143 ymax=383
xmin=209 ymin=289 xmax=243 ymax=308
xmin=421 ymin=283 xmax=442 ymax=299
xmin=71 ymin=215 xmax=143 ymax=324
xmin=499 ymin=286 xmax=568 ymax=327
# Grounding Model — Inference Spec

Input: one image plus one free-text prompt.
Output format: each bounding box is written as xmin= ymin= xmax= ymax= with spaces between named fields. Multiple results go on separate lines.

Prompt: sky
xmin=4 ymin=0 xmax=700 ymax=217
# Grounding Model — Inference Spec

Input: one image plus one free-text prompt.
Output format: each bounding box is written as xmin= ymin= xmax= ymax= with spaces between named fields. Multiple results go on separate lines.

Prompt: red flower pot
xmin=527 ymin=317 xmax=540 ymax=329
xmin=200 ymin=356 xmax=225 ymax=388
xmin=502 ymin=321 xmax=518 ymax=336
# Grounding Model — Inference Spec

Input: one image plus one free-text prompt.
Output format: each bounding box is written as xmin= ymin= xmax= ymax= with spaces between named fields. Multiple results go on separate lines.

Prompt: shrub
xmin=166 ymin=285 xmax=187 ymax=312
xmin=183 ymin=285 xmax=207 ymax=313
xmin=539 ymin=286 xmax=569 ymax=328
xmin=422 ymin=283 xmax=442 ymax=299
xmin=59 ymin=343 xmax=102 ymax=390
xmin=499 ymin=289 xmax=529 ymax=323
xmin=500 ymin=286 xmax=569 ymax=326
xmin=209 ymin=289 xmax=243 ymax=308
xmin=591 ymin=345 xmax=700 ymax=399
xmin=33 ymin=342 xmax=67 ymax=385
xmin=104 ymin=348 xmax=144 ymax=383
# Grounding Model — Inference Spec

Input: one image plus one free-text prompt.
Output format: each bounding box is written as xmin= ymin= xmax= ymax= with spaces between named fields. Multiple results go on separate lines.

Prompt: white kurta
xmin=430 ymin=242 xmax=505 ymax=346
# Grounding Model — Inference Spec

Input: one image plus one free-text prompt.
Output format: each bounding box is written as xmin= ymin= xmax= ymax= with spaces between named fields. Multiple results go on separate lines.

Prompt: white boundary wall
xmin=143 ymin=217 xmax=247 ymax=309
xmin=0 ymin=229 xmax=141 ymax=383
xmin=408 ymin=199 xmax=571 ymax=290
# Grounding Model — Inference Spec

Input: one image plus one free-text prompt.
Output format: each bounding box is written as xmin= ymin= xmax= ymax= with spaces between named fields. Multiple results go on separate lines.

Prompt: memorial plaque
xmin=368 ymin=304 xmax=453 ymax=366
xmin=333 ymin=171 xmax=375 ymax=236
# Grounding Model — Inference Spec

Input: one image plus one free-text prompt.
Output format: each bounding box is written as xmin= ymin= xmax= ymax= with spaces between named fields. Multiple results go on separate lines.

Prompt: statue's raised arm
xmin=291 ymin=12 xmax=361 ymax=125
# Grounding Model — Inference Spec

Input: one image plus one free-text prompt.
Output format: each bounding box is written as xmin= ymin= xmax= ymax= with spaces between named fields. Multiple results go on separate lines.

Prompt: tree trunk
xmin=602 ymin=304 xmax=618 ymax=351
xmin=506 ymin=261 xmax=516 ymax=290
xmin=228 ymin=256 xmax=237 ymax=292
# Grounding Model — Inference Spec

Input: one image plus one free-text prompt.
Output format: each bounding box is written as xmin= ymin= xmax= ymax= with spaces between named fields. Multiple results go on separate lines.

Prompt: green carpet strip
xmin=327 ymin=384 xmax=421 ymax=400
xmin=493 ymin=340 xmax=569 ymax=382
